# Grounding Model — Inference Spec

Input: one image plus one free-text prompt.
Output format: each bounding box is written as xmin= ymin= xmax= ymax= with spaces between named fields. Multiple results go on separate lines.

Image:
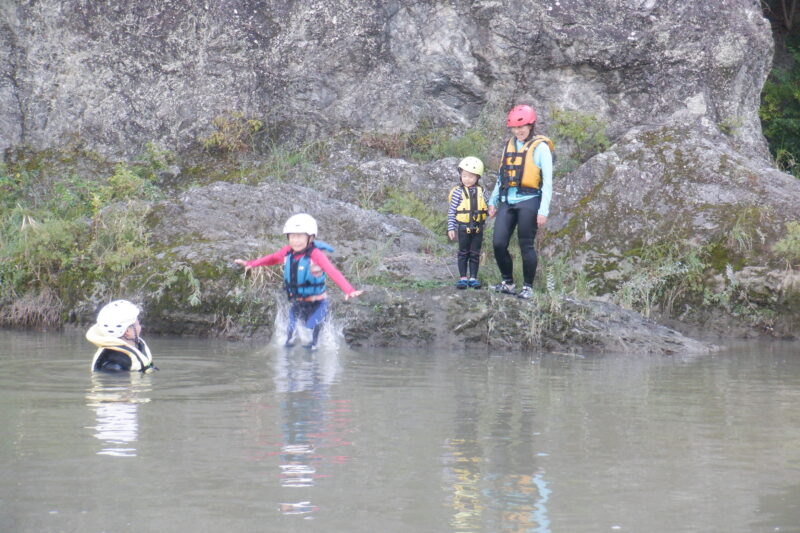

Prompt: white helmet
xmin=96 ymin=300 xmax=140 ymax=337
xmin=283 ymin=213 xmax=318 ymax=236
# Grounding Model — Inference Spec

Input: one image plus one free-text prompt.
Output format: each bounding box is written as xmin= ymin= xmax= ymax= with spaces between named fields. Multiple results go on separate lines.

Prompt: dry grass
xmin=0 ymin=288 xmax=63 ymax=328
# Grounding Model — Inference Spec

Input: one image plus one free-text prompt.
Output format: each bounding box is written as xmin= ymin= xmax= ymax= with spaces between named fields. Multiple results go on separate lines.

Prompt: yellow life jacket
xmin=499 ymin=135 xmax=555 ymax=195
xmin=449 ymin=184 xmax=488 ymax=231
xmin=87 ymin=324 xmax=155 ymax=373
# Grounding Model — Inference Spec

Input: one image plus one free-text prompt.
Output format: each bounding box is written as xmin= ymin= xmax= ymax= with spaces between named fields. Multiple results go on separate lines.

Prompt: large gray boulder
xmin=136 ymin=180 xmax=450 ymax=335
xmin=545 ymin=119 xmax=800 ymax=335
xmin=0 ymin=0 xmax=772 ymax=159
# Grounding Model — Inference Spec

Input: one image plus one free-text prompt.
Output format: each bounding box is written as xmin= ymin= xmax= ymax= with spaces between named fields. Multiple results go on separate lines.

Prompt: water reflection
xmin=85 ymin=373 xmax=151 ymax=458
xmin=273 ymin=346 xmax=348 ymax=517
xmin=442 ymin=437 xmax=484 ymax=530
xmin=442 ymin=360 xmax=551 ymax=532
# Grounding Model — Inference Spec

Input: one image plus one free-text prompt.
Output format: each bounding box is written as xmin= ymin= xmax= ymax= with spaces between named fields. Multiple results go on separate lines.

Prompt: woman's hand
xmin=447 ymin=230 xmax=456 ymax=241
xmin=537 ymin=214 xmax=547 ymax=227
xmin=345 ymin=290 xmax=364 ymax=300
xmin=488 ymin=205 xmax=497 ymax=218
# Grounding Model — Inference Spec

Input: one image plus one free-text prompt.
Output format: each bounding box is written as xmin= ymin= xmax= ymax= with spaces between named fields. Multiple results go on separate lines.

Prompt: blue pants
xmin=287 ymin=299 xmax=328 ymax=346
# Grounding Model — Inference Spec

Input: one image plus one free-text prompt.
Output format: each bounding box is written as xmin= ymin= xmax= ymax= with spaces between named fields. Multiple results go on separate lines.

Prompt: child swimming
xmin=87 ymin=300 xmax=157 ymax=373
xmin=234 ymin=213 xmax=363 ymax=349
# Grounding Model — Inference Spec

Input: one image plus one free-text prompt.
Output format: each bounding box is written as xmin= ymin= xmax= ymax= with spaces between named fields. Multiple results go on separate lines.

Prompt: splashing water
xmin=270 ymin=299 xmax=345 ymax=351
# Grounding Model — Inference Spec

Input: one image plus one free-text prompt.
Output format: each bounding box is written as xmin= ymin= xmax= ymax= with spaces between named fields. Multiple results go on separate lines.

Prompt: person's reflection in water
xmin=485 ymin=396 xmax=551 ymax=533
xmin=85 ymin=372 xmax=151 ymax=457
xmin=442 ymin=378 xmax=485 ymax=532
xmin=274 ymin=345 xmax=345 ymax=517
xmin=443 ymin=370 xmax=551 ymax=533
xmin=442 ymin=436 xmax=485 ymax=530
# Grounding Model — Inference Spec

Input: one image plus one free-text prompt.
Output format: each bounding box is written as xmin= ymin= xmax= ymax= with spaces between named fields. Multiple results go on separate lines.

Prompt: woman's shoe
xmin=492 ymin=280 xmax=516 ymax=295
xmin=517 ymin=286 xmax=533 ymax=299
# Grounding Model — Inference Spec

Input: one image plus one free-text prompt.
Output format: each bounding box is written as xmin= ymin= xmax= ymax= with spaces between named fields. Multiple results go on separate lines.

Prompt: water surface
xmin=2 ymin=330 xmax=799 ymax=532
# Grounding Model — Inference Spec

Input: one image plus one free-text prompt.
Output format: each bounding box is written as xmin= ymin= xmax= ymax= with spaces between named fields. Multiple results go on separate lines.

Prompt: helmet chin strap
xmin=122 ymin=324 xmax=139 ymax=346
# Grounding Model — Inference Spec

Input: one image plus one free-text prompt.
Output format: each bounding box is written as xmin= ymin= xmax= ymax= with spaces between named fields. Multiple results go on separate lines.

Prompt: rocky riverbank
xmin=2 ymin=1 xmax=798 ymax=353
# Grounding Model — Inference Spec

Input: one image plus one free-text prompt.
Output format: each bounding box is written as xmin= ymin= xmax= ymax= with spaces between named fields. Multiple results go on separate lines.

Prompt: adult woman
xmin=487 ymin=104 xmax=554 ymax=299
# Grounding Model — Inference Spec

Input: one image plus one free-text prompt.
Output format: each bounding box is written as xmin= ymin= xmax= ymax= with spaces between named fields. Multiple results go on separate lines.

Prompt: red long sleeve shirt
xmin=244 ymin=245 xmax=356 ymax=295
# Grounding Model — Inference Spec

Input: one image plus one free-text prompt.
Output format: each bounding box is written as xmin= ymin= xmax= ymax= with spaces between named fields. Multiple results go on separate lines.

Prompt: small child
xmin=234 ymin=213 xmax=363 ymax=349
xmin=87 ymin=300 xmax=157 ymax=373
xmin=447 ymin=156 xmax=489 ymax=289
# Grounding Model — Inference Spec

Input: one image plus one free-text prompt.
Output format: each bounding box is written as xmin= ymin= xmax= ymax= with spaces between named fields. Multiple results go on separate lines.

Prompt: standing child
xmin=234 ymin=213 xmax=363 ymax=350
xmin=447 ymin=156 xmax=489 ymax=289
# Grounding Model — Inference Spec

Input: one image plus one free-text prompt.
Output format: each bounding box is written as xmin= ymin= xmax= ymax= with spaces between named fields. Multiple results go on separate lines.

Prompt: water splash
xmin=270 ymin=300 xmax=345 ymax=352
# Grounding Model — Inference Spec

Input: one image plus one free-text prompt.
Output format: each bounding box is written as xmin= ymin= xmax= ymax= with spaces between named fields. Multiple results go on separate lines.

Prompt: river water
xmin=1 ymin=328 xmax=799 ymax=532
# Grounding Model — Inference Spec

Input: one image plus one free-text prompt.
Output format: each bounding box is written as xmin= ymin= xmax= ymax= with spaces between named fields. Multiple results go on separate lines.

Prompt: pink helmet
xmin=506 ymin=105 xmax=537 ymax=127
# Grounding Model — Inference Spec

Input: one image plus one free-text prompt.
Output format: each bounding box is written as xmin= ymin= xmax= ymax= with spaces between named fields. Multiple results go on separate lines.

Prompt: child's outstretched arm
xmin=310 ymin=249 xmax=363 ymax=299
xmin=233 ymin=246 xmax=292 ymax=272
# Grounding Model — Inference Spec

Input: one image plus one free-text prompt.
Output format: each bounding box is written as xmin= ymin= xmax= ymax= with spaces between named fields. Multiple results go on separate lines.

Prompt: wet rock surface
xmin=338 ymin=287 xmax=717 ymax=355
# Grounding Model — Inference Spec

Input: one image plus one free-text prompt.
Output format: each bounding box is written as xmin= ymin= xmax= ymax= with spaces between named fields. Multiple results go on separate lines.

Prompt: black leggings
xmin=457 ymin=224 xmax=484 ymax=278
xmin=492 ymin=196 xmax=541 ymax=286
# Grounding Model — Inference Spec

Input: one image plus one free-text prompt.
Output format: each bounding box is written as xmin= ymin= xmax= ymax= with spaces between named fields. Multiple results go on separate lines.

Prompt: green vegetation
xmin=359 ymin=105 xmax=609 ymax=182
xmin=759 ymin=0 xmax=800 ymax=178
xmin=379 ymin=188 xmax=447 ymax=237
xmin=760 ymin=44 xmax=800 ymax=177
xmin=199 ymin=111 xmax=264 ymax=154
xmin=613 ymin=241 xmax=707 ymax=318
xmin=774 ymin=220 xmax=800 ymax=265
xmin=548 ymin=107 xmax=611 ymax=176
xmin=0 ymin=148 xmax=203 ymax=326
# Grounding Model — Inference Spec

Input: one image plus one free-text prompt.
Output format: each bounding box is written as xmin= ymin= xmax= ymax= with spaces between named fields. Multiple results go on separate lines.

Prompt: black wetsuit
xmin=492 ymin=195 xmax=541 ymax=286
xmin=93 ymin=339 xmax=152 ymax=372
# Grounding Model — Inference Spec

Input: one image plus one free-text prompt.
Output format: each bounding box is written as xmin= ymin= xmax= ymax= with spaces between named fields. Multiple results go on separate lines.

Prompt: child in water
xmin=447 ymin=156 xmax=489 ymax=289
xmin=234 ymin=213 xmax=363 ymax=349
xmin=87 ymin=299 xmax=157 ymax=373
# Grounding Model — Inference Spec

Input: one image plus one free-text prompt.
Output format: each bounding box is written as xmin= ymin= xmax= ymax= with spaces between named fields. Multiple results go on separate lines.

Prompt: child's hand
xmin=488 ymin=205 xmax=497 ymax=218
xmin=447 ymin=230 xmax=456 ymax=241
xmin=233 ymin=259 xmax=251 ymax=273
xmin=345 ymin=290 xmax=364 ymax=300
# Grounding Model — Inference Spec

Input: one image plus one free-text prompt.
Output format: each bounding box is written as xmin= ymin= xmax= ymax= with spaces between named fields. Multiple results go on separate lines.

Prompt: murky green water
xmin=1 ymin=329 xmax=799 ymax=532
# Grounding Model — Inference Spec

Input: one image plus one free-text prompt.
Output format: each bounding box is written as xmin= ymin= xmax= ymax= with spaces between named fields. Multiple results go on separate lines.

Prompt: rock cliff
xmin=1 ymin=0 xmax=772 ymax=157
xmin=1 ymin=0 xmax=796 ymax=352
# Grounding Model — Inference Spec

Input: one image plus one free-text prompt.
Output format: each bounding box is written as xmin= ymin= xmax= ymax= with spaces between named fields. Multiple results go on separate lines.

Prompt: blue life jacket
xmin=283 ymin=241 xmax=334 ymax=300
